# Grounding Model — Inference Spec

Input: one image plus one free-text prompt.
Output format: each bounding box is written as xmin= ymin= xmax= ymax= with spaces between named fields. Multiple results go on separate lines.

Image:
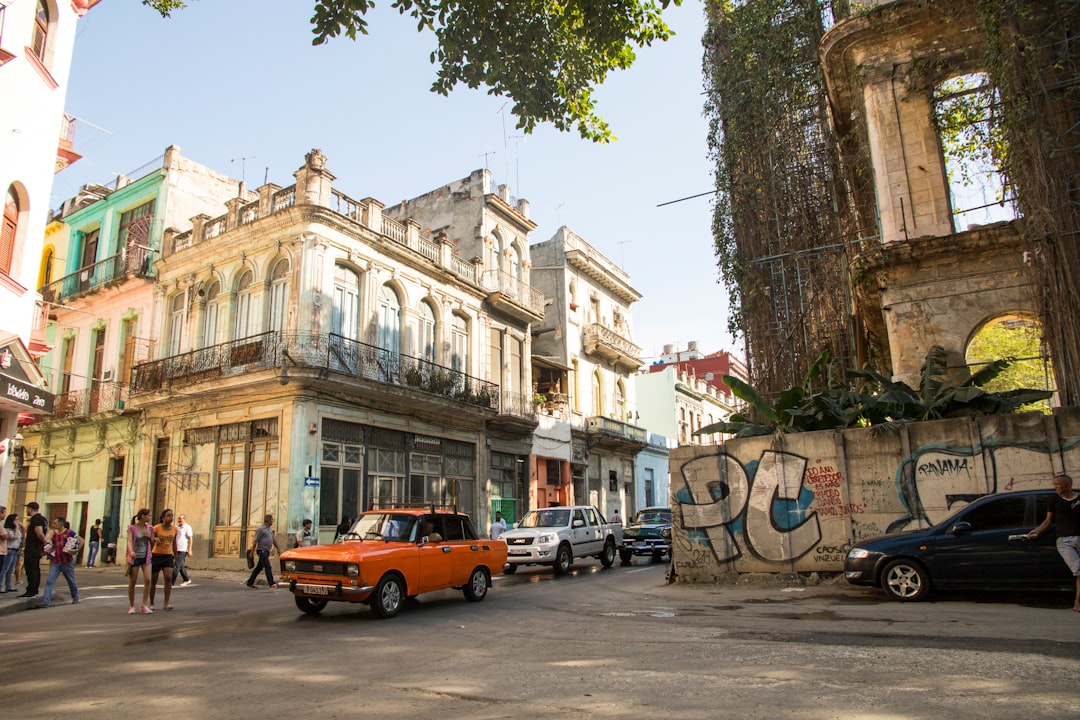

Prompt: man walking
xmin=173 ymin=514 xmax=193 ymax=586
xmin=39 ymin=516 xmax=79 ymax=607
xmin=490 ymin=511 xmax=507 ymax=540
xmin=19 ymin=502 xmax=48 ymax=599
xmin=246 ymin=514 xmax=280 ymax=589
xmin=1028 ymin=473 xmax=1080 ymax=611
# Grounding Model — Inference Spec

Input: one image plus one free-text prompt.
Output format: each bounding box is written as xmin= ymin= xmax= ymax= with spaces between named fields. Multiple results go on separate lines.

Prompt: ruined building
xmin=707 ymin=0 xmax=1079 ymax=405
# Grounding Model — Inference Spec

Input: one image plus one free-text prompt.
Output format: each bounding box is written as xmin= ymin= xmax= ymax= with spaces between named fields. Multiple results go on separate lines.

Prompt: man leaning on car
xmin=1027 ymin=473 xmax=1080 ymax=612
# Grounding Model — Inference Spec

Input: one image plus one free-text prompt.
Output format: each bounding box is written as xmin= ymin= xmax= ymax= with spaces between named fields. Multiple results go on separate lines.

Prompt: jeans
xmin=1 ymin=549 xmax=16 ymax=590
xmin=246 ymin=548 xmax=274 ymax=586
xmin=172 ymin=550 xmax=190 ymax=584
xmin=86 ymin=541 xmax=100 ymax=568
xmin=42 ymin=560 xmax=78 ymax=606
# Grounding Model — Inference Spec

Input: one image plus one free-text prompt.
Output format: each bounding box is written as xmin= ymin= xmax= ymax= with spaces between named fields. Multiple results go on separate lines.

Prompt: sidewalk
xmin=0 ymin=562 xmax=255 ymax=617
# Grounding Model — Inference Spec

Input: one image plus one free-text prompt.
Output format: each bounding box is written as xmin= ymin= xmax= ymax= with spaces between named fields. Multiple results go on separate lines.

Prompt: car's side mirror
xmin=948 ymin=521 xmax=973 ymax=536
xmin=572 ymin=519 xmax=585 ymax=528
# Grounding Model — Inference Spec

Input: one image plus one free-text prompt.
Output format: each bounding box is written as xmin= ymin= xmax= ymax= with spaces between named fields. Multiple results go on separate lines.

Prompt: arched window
xmin=417 ymin=301 xmax=436 ymax=363
xmin=31 ymin=1 xmax=49 ymax=63
xmin=202 ymin=282 xmax=220 ymax=348
xmin=450 ymin=313 xmax=469 ymax=374
xmin=508 ymin=244 xmax=521 ymax=279
xmin=38 ymin=247 xmax=54 ymax=288
xmin=168 ymin=293 xmax=185 ymax=355
xmin=488 ymin=234 xmax=502 ymax=274
xmin=234 ymin=271 xmax=253 ymax=339
xmin=378 ymin=284 xmax=401 ymax=353
xmin=2 ymin=186 xmax=19 ymax=276
xmin=614 ymin=380 xmax=626 ymax=420
xmin=332 ymin=264 xmax=361 ymax=340
xmin=267 ymin=259 xmax=289 ymax=333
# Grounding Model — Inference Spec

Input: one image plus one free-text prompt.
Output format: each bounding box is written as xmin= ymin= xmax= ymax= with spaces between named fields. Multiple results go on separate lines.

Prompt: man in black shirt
xmin=1028 ymin=473 xmax=1080 ymax=611
xmin=19 ymin=502 xmax=49 ymax=598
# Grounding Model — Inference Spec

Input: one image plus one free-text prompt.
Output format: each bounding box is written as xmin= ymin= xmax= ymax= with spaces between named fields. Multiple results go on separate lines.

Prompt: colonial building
xmin=636 ymin=364 xmax=738 ymax=447
xmin=121 ymin=151 xmax=539 ymax=563
xmin=1 ymin=0 xmax=98 ymax=505
xmin=19 ymin=146 xmax=246 ymax=549
xmin=529 ymin=227 xmax=647 ymax=520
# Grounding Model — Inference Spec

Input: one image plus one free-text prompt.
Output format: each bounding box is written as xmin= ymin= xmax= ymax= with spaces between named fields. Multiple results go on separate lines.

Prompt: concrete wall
xmin=670 ymin=407 xmax=1080 ymax=582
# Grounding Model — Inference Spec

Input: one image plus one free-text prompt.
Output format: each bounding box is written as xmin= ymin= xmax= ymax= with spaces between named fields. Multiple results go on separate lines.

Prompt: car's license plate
xmin=508 ymin=549 xmax=528 ymax=556
xmin=300 ymin=584 xmax=330 ymax=595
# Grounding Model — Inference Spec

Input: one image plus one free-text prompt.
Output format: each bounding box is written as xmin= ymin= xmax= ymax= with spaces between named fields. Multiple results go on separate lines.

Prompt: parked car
xmin=619 ymin=506 xmax=672 ymax=565
xmin=501 ymin=505 xmax=622 ymax=575
xmin=844 ymin=489 xmax=1073 ymax=601
xmin=279 ymin=508 xmax=507 ymax=618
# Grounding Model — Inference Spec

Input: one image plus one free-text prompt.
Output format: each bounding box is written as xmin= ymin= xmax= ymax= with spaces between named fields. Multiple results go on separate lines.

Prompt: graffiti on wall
xmin=675 ymin=436 xmax=1079 ymax=571
xmin=675 ymin=450 xmax=821 ymax=565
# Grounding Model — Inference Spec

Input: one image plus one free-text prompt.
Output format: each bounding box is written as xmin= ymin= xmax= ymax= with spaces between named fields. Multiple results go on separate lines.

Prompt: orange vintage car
xmin=279 ymin=508 xmax=507 ymax=618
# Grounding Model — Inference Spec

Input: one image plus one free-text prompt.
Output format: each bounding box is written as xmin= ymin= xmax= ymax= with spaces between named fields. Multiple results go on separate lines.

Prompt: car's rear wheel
xmin=463 ymin=567 xmax=490 ymax=602
xmin=503 ymin=563 xmax=517 ymax=574
xmin=294 ymin=596 xmax=328 ymax=615
xmin=599 ymin=539 xmax=616 ymax=567
xmin=880 ymin=559 xmax=930 ymax=601
xmin=553 ymin=544 xmax=572 ymax=576
xmin=371 ymin=574 xmax=405 ymax=618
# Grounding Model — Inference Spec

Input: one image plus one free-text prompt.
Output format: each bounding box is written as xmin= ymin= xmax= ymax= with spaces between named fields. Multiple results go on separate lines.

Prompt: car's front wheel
xmin=371 ymin=574 xmax=405 ymax=618
xmin=880 ymin=559 xmax=930 ymax=601
xmin=599 ymin=539 xmax=616 ymax=567
xmin=294 ymin=596 xmax=328 ymax=615
xmin=463 ymin=567 xmax=490 ymax=602
xmin=553 ymin=544 xmax=572 ymax=576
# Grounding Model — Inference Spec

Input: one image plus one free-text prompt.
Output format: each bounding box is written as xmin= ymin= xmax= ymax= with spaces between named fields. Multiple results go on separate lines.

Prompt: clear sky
xmin=56 ymin=0 xmax=736 ymax=363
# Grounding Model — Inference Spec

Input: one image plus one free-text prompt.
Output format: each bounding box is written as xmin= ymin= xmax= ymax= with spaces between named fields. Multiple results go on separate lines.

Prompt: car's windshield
xmin=519 ymin=508 xmax=571 ymax=528
xmin=349 ymin=513 xmax=418 ymax=542
xmin=636 ymin=510 xmax=672 ymax=524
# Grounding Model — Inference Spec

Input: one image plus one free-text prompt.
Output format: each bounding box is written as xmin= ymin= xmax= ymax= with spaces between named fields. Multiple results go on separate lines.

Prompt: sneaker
xmin=269 ymin=583 xmax=279 ymax=590
xmin=140 ymin=606 xmax=153 ymax=614
xmin=181 ymin=580 xmax=192 ymax=586
xmin=245 ymin=583 xmax=257 ymax=588
xmin=127 ymin=607 xmax=136 ymax=614
xmin=33 ymin=603 xmax=49 ymax=609
xmin=72 ymin=598 xmax=80 ymax=604
xmin=17 ymin=592 xmax=37 ymax=599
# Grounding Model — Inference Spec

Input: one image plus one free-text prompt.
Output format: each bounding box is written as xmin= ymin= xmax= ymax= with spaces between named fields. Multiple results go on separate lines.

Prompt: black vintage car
xmin=844 ymin=489 xmax=1073 ymax=601
xmin=619 ymin=506 xmax=673 ymax=565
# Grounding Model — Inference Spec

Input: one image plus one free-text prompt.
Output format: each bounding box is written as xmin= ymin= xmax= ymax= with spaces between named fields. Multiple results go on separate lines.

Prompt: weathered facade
xmin=17 ymin=146 xmax=248 ymax=548
xmin=530 ymin=227 xmax=647 ymax=520
xmin=121 ymin=151 xmax=539 ymax=564
xmin=670 ymin=407 xmax=1080 ymax=581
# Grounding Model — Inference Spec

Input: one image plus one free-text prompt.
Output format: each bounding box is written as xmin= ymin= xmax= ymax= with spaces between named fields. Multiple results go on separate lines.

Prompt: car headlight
xmin=847 ymin=548 xmax=871 ymax=560
xmin=345 ymin=564 xmax=359 ymax=577
xmin=661 ymin=527 xmax=672 ymax=538
xmin=284 ymin=560 xmax=297 ymax=572
xmin=536 ymin=534 xmax=552 ymax=544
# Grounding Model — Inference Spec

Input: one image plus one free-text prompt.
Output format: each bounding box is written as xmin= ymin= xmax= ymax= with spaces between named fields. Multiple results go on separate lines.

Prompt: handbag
xmin=246 ymin=547 xmax=255 ymax=569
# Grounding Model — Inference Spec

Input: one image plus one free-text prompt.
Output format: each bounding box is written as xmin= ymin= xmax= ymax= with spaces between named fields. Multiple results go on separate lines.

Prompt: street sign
xmin=303 ymin=477 xmax=320 ymax=487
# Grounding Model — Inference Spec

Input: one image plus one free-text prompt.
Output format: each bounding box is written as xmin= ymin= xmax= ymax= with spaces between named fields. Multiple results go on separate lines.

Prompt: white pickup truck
xmin=501 ymin=505 xmax=623 ymax=575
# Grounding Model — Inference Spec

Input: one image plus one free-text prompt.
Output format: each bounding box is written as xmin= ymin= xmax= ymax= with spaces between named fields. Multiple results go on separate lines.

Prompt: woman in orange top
xmin=150 ymin=509 xmax=179 ymax=611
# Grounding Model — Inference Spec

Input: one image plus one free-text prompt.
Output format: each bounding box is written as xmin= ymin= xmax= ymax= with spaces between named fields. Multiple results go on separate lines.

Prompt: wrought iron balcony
xmin=130 ymin=331 xmax=502 ymax=413
xmin=39 ymin=244 xmax=154 ymax=305
xmin=52 ymin=382 xmax=128 ymax=420
xmin=586 ymin=415 xmax=648 ymax=452
xmin=581 ymin=323 xmax=643 ymax=371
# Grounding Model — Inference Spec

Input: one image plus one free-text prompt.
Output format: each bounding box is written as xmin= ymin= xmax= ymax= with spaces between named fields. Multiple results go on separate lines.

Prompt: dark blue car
xmin=844 ymin=489 xmax=1073 ymax=601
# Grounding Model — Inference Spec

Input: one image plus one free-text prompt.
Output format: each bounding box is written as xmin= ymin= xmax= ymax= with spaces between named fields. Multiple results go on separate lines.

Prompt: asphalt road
xmin=3 ymin=558 xmax=1079 ymax=719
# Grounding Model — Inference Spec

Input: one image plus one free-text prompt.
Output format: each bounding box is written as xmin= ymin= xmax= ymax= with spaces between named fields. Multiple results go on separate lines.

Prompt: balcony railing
xmin=52 ymin=382 xmax=128 ymax=419
xmin=39 ymin=244 xmax=154 ymax=304
xmin=586 ymin=415 xmax=648 ymax=443
xmin=582 ymin=323 xmax=642 ymax=368
xmin=481 ymin=269 xmax=545 ymax=318
xmin=131 ymin=331 xmax=502 ymax=412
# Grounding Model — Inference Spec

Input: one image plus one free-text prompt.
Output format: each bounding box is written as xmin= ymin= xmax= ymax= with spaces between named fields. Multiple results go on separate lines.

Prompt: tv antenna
xmin=230 ymin=155 xmax=255 ymax=184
